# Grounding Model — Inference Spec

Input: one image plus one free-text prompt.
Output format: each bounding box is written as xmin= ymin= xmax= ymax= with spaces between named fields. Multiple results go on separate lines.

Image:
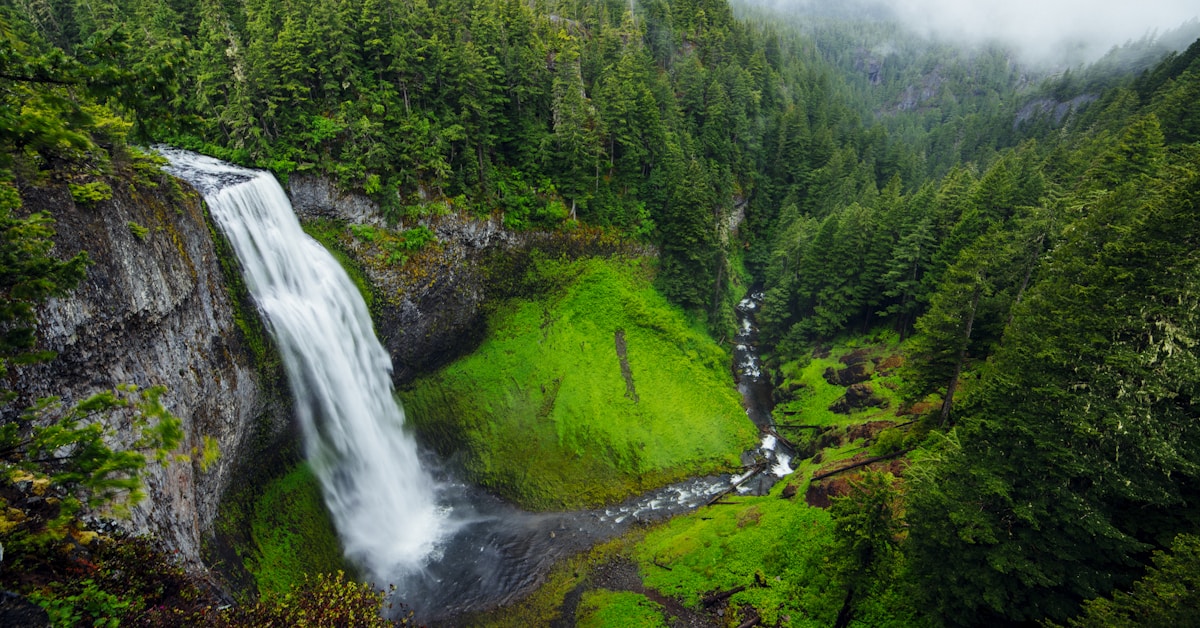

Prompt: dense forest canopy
xmin=3 ymin=0 xmax=1200 ymax=624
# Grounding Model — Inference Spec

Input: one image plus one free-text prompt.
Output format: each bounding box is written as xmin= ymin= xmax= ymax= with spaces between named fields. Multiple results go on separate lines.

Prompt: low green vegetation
xmin=127 ymin=220 xmax=150 ymax=241
xmin=246 ymin=464 xmax=347 ymax=596
xmin=635 ymin=481 xmax=838 ymax=627
xmin=402 ymin=256 xmax=757 ymax=510
xmin=69 ymin=181 xmax=113 ymax=205
xmin=576 ymin=590 xmax=667 ymax=628
xmin=348 ymin=223 xmax=437 ymax=266
xmin=771 ymin=333 xmax=904 ymax=428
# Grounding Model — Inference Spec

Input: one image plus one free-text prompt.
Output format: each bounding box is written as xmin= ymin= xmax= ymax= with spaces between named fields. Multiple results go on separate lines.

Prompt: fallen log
xmin=701 ymin=585 xmax=746 ymax=607
xmin=737 ymin=612 xmax=761 ymax=628
xmin=766 ymin=427 xmax=797 ymax=450
xmin=810 ymin=448 xmax=913 ymax=482
xmin=705 ymin=464 xmax=765 ymax=506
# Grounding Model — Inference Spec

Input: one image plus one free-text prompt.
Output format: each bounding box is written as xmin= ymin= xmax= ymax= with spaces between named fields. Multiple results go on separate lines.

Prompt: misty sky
xmin=885 ymin=0 xmax=1199 ymax=63
xmin=744 ymin=0 xmax=1200 ymax=64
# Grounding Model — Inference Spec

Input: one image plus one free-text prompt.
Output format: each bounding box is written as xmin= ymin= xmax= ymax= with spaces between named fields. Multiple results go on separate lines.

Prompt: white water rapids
xmin=162 ymin=150 xmax=446 ymax=583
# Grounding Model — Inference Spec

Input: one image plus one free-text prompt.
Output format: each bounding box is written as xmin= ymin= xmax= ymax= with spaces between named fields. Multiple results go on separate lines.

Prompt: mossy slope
xmin=401 ymin=257 xmax=756 ymax=510
xmin=247 ymin=464 xmax=347 ymax=596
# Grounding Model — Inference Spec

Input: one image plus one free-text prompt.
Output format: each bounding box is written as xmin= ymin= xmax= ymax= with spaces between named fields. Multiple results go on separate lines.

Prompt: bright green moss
xmin=633 ymin=484 xmax=839 ymax=627
xmin=248 ymin=464 xmax=346 ymax=596
xmin=401 ymin=257 xmax=757 ymax=510
xmin=576 ymin=590 xmax=667 ymax=628
xmin=772 ymin=332 xmax=904 ymax=430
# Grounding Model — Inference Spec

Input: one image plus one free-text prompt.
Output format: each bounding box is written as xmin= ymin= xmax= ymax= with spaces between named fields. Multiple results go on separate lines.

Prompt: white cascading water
xmin=161 ymin=150 xmax=444 ymax=583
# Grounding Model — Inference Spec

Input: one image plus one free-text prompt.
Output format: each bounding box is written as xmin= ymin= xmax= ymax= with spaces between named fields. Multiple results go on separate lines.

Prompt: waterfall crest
xmin=162 ymin=150 xmax=444 ymax=583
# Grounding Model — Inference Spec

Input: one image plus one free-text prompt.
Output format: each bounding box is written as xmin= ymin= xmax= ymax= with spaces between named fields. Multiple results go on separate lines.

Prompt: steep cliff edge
xmin=6 ymin=173 xmax=286 ymax=567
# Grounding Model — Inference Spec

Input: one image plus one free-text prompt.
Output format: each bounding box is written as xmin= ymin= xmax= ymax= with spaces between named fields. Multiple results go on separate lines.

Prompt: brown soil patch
xmin=805 ymin=475 xmax=854 ymax=508
xmin=900 ymin=400 xmax=938 ymax=416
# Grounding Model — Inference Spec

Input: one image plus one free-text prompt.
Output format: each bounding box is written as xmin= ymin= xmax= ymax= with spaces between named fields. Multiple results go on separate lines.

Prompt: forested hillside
xmin=3 ymin=0 xmax=1200 ymax=625
xmin=6 ymin=0 xmax=924 ymax=334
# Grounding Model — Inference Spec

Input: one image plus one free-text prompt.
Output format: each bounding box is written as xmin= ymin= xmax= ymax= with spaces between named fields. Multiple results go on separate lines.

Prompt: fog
xmin=741 ymin=0 xmax=1200 ymax=66
xmin=889 ymin=0 xmax=1198 ymax=64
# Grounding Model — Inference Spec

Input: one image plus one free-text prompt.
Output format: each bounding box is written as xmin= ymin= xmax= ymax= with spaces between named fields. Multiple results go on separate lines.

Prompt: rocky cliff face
xmin=287 ymin=175 xmax=646 ymax=385
xmin=289 ymin=175 xmax=513 ymax=383
xmin=7 ymin=174 xmax=284 ymax=566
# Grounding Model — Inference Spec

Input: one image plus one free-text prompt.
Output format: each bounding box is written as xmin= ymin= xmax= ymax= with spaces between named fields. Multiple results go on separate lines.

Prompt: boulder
xmin=829 ymin=383 xmax=889 ymax=414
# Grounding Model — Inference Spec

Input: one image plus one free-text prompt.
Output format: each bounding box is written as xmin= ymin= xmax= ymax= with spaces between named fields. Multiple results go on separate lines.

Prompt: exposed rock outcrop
xmin=829 ymin=382 xmax=888 ymax=414
xmin=287 ymin=175 xmax=647 ymax=385
xmin=7 ymin=174 xmax=285 ymax=567
xmin=1013 ymin=94 xmax=1097 ymax=130
xmin=822 ymin=362 xmax=872 ymax=386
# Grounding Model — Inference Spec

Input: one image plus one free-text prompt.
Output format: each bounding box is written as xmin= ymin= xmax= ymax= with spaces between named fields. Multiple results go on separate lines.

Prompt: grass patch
xmin=401 ymin=256 xmax=757 ymax=510
xmin=248 ymin=464 xmax=346 ymax=596
xmin=576 ymin=590 xmax=667 ymax=628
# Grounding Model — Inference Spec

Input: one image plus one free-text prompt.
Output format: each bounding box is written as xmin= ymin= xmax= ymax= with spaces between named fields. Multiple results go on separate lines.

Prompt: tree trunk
xmin=940 ymin=283 xmax=981 ymax=427
xmin=834 ymin=587 xmax=855 ymax=628
xmin=810 ymin=448 xmax=912 ymax=481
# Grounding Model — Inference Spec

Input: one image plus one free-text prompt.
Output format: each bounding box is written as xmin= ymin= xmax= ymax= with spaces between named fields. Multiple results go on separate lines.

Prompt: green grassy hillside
xmin=401 ymin=257 xmax=757 ymax=510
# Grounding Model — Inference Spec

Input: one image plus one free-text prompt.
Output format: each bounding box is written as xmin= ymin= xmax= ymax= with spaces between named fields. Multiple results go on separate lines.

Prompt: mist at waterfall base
xmin=163 ymin=149 xmax=794 ymax=620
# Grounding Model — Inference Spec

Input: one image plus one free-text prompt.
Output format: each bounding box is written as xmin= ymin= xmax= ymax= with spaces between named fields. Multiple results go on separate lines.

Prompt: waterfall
xmin=162 ymin=150 xmax=445 ymax=583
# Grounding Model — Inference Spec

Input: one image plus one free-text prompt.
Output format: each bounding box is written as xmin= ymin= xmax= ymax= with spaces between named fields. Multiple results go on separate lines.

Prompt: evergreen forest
xmin=2 ymin=0 xmax=1200 ymax=624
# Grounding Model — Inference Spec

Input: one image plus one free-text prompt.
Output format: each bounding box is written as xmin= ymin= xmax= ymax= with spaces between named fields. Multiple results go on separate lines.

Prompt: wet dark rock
xmin=829 ymin=383 xmax=888 ymax=415
xmin=822 ymin=362 xmax=872 ymax=386
xmin=839 ymin=348 xmax=871 ymax=365
xmin=0 ymin=592 xmax=49 ymax=628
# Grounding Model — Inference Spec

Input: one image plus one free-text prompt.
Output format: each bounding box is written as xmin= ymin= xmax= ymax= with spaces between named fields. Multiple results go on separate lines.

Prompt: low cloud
xmin=741 ymin=0 xmax=1200 ymax=65
xmin=888 ymin=0 xmax=1199 ymax=64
